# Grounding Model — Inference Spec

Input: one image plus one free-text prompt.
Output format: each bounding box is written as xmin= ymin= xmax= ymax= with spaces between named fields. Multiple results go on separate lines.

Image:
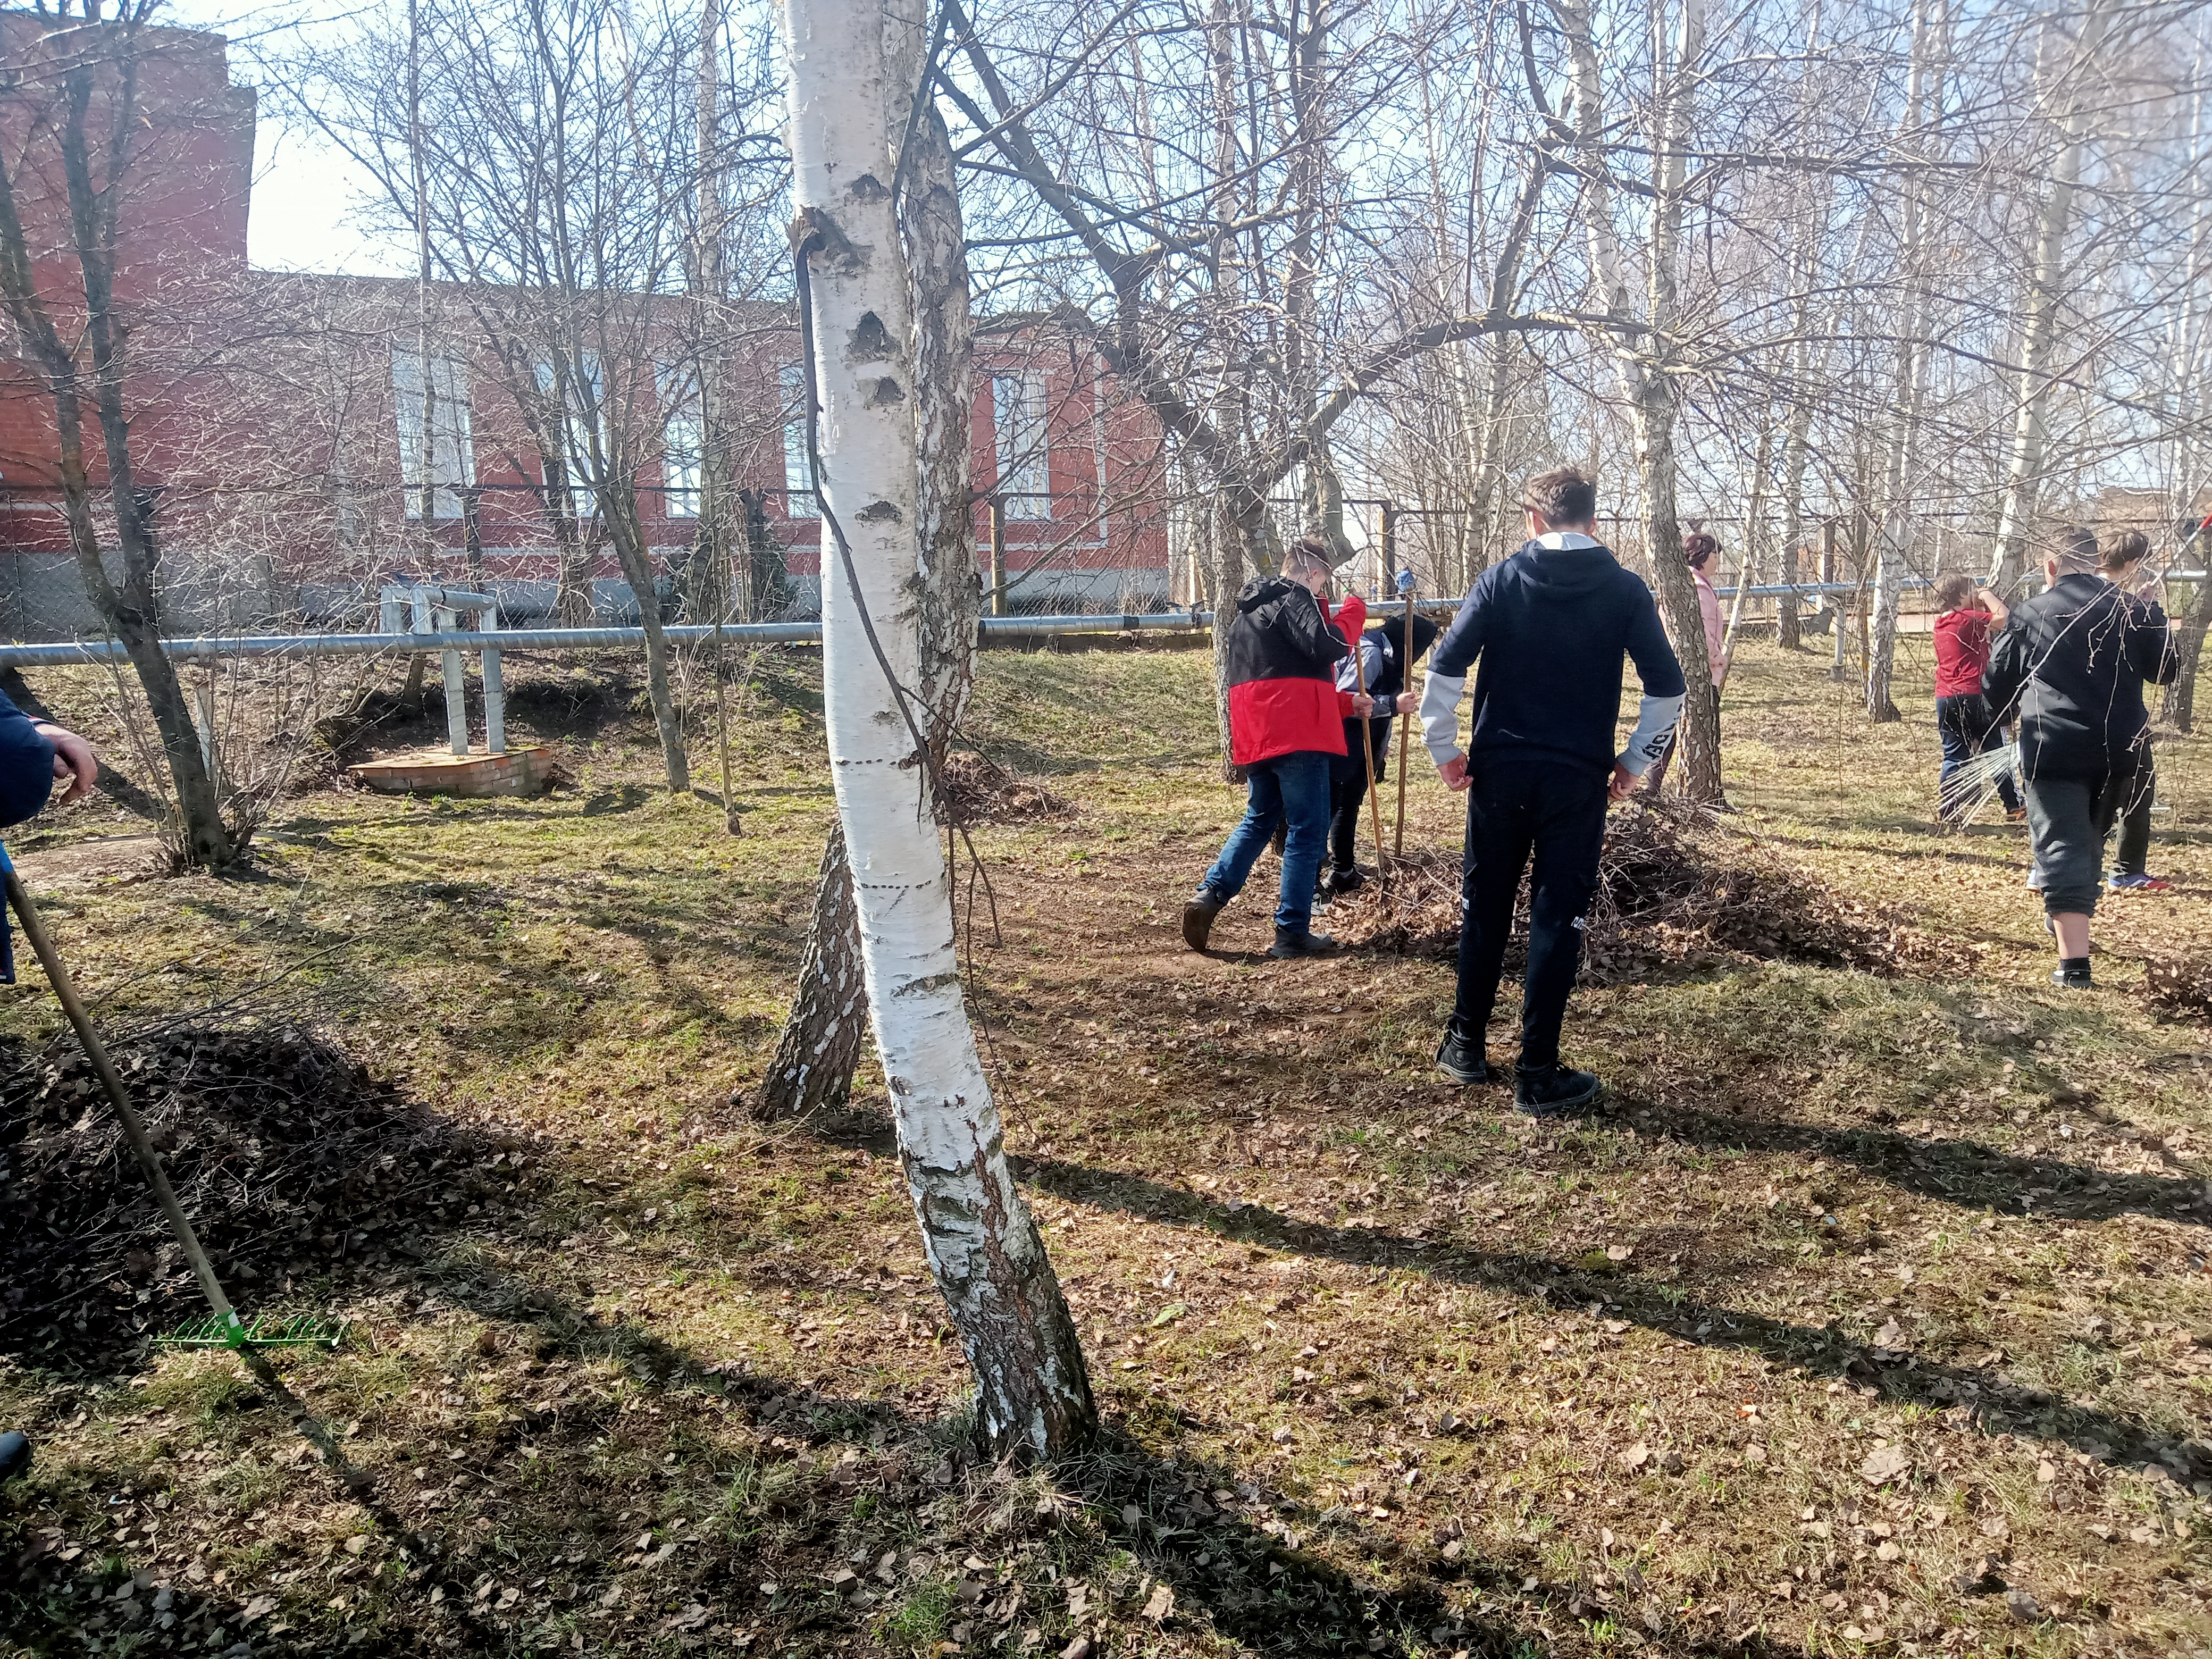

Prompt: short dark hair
xmin=1682 ymin=531 xmax=1720 ymax=569
xmin=1523 ymin=466 xmax=1597 ymax=529
xmin=2098 ymin=530 xmax=2150 ymax=572
xmin=1934 ymin=573 xmax=1974 ymax=609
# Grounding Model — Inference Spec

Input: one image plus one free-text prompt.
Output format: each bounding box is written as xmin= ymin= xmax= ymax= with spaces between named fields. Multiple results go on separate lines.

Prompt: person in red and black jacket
xmin=1183 ymin=537 xmax=1411 ymax=958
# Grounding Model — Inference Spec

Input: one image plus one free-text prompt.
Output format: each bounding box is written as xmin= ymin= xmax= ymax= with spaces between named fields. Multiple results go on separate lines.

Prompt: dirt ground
xmin=3 ymin=633 xmax=2212 ymax=1658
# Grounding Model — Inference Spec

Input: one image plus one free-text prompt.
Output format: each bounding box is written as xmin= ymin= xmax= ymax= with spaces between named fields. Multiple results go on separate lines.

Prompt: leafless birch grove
xmin=237 ymin=0 xmax=2212 ymax=1435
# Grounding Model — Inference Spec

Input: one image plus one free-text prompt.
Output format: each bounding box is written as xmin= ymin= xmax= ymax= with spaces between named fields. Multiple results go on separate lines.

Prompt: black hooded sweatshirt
xmin=1983 ymin=572 xmax=2176 ymax=781
xmin=1421 ymin=538 xmax=1686 ymax=782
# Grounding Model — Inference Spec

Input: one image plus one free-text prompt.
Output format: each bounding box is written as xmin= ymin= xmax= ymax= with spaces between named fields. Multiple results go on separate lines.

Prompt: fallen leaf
xmin=1606 ymin=1244 xmax=1633 ymax=1262
xmin=1875 ymin=1318 xmax=1903 ymax=1350
xmin=1859 ymin=1445 xmax=1910 ymax=1486
xmin=1141 ymin=1581 xmax=1175 ymax=1622
xmin=1620 ymin=1442 xmax=1652 ymax=1471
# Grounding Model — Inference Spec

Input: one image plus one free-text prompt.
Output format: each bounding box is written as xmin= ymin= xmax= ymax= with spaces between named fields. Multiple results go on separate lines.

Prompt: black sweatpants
xmin=1328 ymin=734 xmax=1387 ymax=873
xmin=1452 ymin=756 xmax=1610 ymax=1071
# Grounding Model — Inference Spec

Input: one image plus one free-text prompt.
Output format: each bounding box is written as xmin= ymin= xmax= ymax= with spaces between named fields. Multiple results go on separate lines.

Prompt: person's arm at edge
xmin=1976 ymin=586 xmax=2009 ymax=630
xmin=1420 ymin=583 xmax=1486 ymax=790
xmin=1615 ymin=588 xmax=1687 ymax=800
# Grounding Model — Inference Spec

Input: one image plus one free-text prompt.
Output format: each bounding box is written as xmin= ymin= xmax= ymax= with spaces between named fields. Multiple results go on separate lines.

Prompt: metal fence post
xmin=989 ymin=495 xmax=1007 ymax=616
xmin=480 ymin=604 xmax=506 ymax=755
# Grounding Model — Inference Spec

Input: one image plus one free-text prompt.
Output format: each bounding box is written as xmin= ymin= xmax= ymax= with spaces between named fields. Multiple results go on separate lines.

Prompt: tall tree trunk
xmin=753 ymin=824 xmax=867 ymax=1119
xmin=759 ymin=0 xmax=982 ymax=1129
xmin=784 ymin=0 xmax=1093 ymax=1460
xmin=1987 ymin=0 xmax=2117 ymax=593
xmin=605 ymin=486 xmax=691 ymax=791
xmin=2164 ymin=563 xmax=2212 ymax=732
xmin=32 ymin=27 xmax=233 ymax=868
xmin=889 ymin=0 xmax=980 ymax=752
xmin=1560 ymin=0 xmax=1719 ymax=800
xmin=1866 ymin=0 xmax=1945 ymax=723
xmin=688 ymin=0 xmax=740 ymax=622
xmin=1774 ymin=328 xmax=1815 ymax=647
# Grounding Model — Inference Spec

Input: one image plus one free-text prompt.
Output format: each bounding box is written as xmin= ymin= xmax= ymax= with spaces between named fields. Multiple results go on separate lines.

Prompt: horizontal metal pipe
xmin=0 ymin=611 xmax=1213 ymax=667
xmin=8 ymin=572 xmax=2196 ymax=668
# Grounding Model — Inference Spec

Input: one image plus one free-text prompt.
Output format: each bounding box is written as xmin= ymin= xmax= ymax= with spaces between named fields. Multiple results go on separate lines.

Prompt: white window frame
xmin=992 ymin=368 xmax=1049 ymax=521
xmin=781 ymin=362 xmax=817 ymax=519
xmin=392 ymin=347 xmax=475 ymax=520
xmin=660 ymin=364 xmax=701 ymax=520
xmin=534 ymin=355 xmax=605 ymax=520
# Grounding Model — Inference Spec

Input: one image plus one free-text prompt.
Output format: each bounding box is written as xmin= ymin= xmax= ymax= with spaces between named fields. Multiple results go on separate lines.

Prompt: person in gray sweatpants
xmin=1984 ymin=527 xmax=2177 ymax=988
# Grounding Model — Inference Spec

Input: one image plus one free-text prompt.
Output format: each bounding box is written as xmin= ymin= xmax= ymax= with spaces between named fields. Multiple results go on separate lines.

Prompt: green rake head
xmin=155 ymin=1311 xmax=346 ymax=1352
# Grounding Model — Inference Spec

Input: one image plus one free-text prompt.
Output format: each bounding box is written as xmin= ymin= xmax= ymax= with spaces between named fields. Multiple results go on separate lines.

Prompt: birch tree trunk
xmin=753 ymin=823 xmax=866 ymax=1120
xmin=1559 ymin=0 xmax=1720 ymax=801
xmin=1866 ymin=0 xmax=1945 ymax=723
xmin=1987 ymin=0 xmax=2117 ymax=593
xmin=783 ymin=0 xmax=1094 ymax=1460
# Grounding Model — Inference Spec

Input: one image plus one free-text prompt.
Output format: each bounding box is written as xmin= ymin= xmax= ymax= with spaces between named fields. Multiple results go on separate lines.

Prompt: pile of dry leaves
xmin=1331 ymin=801 xmax=1967 ymax=983
xmin=0 ymin=1024 xmax=535 ymax=1371
xmin=937 ymin=751 xmax=1069 ymax=828
xmin=2144 ymin=956 xmax=2212 ymax=1020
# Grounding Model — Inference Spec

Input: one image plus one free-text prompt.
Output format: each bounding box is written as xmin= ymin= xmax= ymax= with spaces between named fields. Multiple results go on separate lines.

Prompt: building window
xmin=781 ymin=363 xmax=816 ymax=519
xmin=534 ymin=355 xmax=603 ymax=519
xmin=662 ymin=365 xmax=701 ymax=519
xmin=392 ymin=347 xmax=475 ymax=520
xmin=992 ymin=369 xmax=1048 ymax=520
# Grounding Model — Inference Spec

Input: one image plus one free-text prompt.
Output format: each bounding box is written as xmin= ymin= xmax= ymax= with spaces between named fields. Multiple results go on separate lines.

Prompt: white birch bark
xmin=1558 ymin=0 xmax=1720 ymax=799
xmin=1987 ymin=0 xmax=2118 ymax=592
xmin=1866 ymin=0 xmax=1944 ymax=722
xmin=782 ymin=0 xmax=1093 ymax=1461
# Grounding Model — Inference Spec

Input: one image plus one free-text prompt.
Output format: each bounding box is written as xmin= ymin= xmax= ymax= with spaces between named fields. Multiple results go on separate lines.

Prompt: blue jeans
xmin=1936 ymin=693 xmax=2018 ymax=817
xmin=1200 ymin=751 xmax=1331 ymax=933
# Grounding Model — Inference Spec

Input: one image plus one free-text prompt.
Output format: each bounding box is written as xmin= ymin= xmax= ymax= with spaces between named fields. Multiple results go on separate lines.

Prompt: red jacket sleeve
xmin=1333 ymin=593 xmax=1367 ymax=646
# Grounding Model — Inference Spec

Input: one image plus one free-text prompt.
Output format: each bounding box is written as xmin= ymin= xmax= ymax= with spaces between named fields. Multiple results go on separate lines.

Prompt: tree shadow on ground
xmin=1616 ymin=1092 xmax=2211 ymax=1229
xmin=835 ymin=1112 xmax=2212 ymax=1489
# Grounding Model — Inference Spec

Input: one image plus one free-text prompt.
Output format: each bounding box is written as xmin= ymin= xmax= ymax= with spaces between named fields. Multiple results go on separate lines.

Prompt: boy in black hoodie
xmin=1983 ymin=526 xmax=2176 ymax=988
xmin=1418 ymin=468 xmax=1685 ymax=1115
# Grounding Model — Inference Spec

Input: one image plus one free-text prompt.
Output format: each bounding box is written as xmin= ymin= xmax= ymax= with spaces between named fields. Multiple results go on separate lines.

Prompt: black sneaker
xmin=1325 ymin=866 xmax=1366 ymax=894
xmin=1182 ymin=890 xmax=1225 ymax=952
xmin=2050 ymin=963 xmax=2093 ymax=990
xmin=1434 ymin=1027 xmax=1489 ymax=1086
xmin=0 ymin=1431 xmax=28 ymax=1483
xmin=1268 ymin=927 xmax=1338 ymax=959
xmin=1513 ymin=1063 xmax=1603 ymax=1117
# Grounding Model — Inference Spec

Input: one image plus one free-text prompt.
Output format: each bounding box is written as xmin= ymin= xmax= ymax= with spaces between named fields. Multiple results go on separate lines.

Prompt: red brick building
xmin=0 ymin=15 xmax=1170 ymax=638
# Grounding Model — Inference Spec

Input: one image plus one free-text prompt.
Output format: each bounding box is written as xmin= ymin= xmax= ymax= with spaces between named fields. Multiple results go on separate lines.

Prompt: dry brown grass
xmin=3 ymin=638 xmax=2211 ymax=1658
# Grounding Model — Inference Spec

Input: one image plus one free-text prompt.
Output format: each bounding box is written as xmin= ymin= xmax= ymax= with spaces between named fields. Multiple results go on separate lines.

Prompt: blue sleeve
xmin=1430 ymin=574 xmax=1493 ymax=677
xmin=1625 ymin=586 xmax=1687 ymax=699
xmin=0 ymin=688 xmax=54 ymax=828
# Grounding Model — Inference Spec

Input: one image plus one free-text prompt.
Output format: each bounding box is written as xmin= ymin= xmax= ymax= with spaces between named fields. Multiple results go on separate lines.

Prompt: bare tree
xmin=0 ymin=4 xmax=236 ymax=865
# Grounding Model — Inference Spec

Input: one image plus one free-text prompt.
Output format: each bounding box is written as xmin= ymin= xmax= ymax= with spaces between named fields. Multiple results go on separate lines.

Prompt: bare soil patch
xmin=0 ymin=1025 xmax=537 ymax=1373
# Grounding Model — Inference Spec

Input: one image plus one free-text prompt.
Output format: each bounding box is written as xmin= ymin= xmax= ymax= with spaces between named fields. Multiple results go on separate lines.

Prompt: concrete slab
xmin=348 ymin=745 xmax=557 ymax=798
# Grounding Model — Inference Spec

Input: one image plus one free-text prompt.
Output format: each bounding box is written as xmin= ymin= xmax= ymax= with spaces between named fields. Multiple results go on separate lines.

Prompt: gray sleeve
xmin=1620 ymin=692 xmax=1684 ymax=776
xmin=1419 ymin=668 xmax=1466 ymax=765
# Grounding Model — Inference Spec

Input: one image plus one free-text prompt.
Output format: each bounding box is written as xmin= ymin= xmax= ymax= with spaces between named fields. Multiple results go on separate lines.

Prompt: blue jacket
xmin=0 ymin=686 xmax=53 ymax=828
xmin=1420 ymin=537 xmax=1687 ymax=782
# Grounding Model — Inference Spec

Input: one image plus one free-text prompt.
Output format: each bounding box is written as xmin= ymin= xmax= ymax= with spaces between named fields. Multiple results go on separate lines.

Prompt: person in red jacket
xmin=1931 ymin=573 xmax=2022 ymax=822
xmin=1183 ymin=537 xmax=1403 ymax=958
